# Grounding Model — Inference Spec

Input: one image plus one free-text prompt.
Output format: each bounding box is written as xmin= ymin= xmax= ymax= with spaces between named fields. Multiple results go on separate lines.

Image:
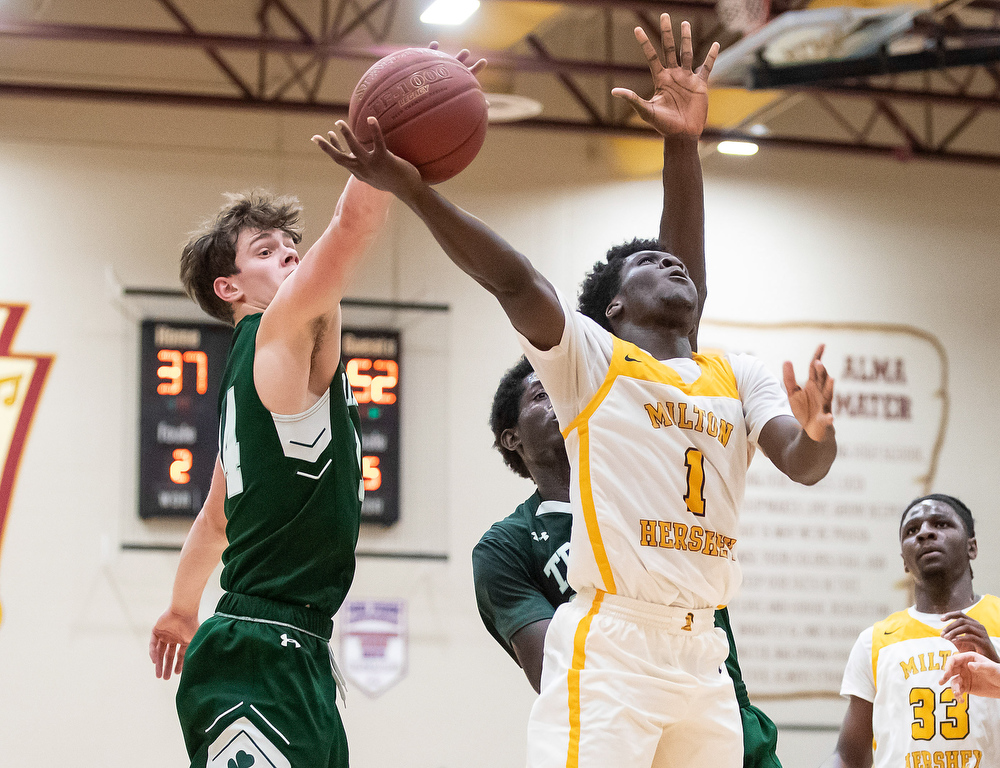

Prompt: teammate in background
xmin=475 ymin=356 xmax=781 ymax=768
xmin=147 ymin=173 xmax=393 ymax=763
xmin=318 ymin=14 xmax=837 ymax=768
xmin=941 ymin=651 xmax=1000 ymax=701
xmin=822 ymin=495 xmax=1000 ymax=768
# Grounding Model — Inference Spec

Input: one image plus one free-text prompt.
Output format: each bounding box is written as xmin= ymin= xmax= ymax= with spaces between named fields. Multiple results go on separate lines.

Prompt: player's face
xmin=899 ymin=500 xmax=976 ymax=580
xmin=515 ymin=374 xmax=567 ymax=467
xmin=610 ymin=250 xmax=698 ymax=326
xmin=230 ymin=227 xmax=300 ymax=309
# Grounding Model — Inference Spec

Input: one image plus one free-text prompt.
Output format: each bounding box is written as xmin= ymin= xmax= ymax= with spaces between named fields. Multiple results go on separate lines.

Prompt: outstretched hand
xmin=149 ymin=608 xmax=200 ymax=680
xmin=429 ymin=41 xmax=487 ymax=76
xmin=783 ymin=344 xmax=835 ymax=443
xmin=611 ymin=14 xmax=719 ymax=138
xmin=312 ymin=119 xmax=423 ymax=197
xmin=940 ymin=651 xmax=1000 ymax=702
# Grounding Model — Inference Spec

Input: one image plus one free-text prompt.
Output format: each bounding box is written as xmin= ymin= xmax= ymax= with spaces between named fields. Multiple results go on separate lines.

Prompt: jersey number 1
xmin=684 ymin=448 xmax=706 ymax=517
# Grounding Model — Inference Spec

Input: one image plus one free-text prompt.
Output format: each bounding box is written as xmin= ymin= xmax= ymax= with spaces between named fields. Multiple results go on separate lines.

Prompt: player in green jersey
xmin=148 ymin=167 xmax=392 ymax=765
xmin=474 ymin=357 xmax=781 ymax=768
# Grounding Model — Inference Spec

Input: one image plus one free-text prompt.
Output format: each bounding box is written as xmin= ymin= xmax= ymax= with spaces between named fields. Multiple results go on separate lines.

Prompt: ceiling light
xmin=420 ymin=0 xmax=480 ymax=25
xmin=717 ymin=140 xmax=759 ymax=156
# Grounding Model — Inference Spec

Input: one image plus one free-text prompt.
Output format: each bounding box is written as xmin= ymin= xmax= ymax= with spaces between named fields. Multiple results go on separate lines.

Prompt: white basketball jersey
xmin=519 ymin=295 xmax=792 ymax=609
xmin=845 ymin=597 xmax=1000 ymax=768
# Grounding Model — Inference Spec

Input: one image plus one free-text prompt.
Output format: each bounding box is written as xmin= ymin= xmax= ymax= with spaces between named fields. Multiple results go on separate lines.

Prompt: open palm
xmin=612 ymin=14 xmax=719 ymax=138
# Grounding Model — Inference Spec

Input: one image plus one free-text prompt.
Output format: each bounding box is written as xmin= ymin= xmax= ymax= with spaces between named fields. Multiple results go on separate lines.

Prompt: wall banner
xmin=700 ymin=320 xmax=948 ymax=699
xmin=0 ymin=303 xmax=54 ymax=627
xmin=339 ymin=599 xmax=408 ymax=699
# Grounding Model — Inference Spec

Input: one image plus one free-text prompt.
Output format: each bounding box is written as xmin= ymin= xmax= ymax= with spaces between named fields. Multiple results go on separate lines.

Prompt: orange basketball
xmin=348 ymin=48 xmax=489 ymax=184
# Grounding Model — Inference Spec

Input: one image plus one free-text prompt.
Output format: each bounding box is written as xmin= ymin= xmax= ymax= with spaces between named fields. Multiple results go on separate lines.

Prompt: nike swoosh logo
xmin=885 ymin=628 xmax=898 ymax=634
xmin=625 ymin=355 xmax=640 ymax=363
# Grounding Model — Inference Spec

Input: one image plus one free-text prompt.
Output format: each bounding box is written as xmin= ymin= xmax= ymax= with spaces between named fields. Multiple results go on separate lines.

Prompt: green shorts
xmin=740 ymin=702 xmax=782 ymax=768
xmin=175 ymin=593 xmax=346 ymax=768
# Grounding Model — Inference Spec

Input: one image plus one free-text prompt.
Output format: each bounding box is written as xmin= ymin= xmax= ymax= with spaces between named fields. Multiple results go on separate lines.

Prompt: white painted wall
xmin=0 ymin=94 xmax=997 ymax=767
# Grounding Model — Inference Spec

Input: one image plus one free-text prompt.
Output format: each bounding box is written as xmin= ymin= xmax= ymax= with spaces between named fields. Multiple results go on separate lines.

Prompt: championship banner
xmin=0 ymin=303 xmax=54 ymax=627
xmin=339 ymin=599 xmax=408 ymax=698
xmin=699 ymin=320 xmax=948 ymax=698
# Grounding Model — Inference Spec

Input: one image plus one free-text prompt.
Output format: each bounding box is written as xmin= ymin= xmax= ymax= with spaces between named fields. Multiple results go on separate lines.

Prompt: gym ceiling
xmin=0 ymin=0 xmax=998 ymax=166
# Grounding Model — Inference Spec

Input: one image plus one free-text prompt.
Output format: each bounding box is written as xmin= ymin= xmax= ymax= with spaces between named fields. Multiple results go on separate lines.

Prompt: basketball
xmin=348 ymin=48 xmax=489 ymax=184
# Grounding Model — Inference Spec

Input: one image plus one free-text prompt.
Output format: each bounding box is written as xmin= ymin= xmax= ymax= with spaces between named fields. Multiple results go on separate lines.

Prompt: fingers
xmin=633 ymin=26 xmax=665 ymax=77
xmin=175 ymin=645 xmax=187 ymax=676
xmin=658 ymin=14 xmax=677 ymax=69
xmin=680 ymin=20 xmax=693 ymax=71
xmin=368 ymin=116 xmax=387 ymax=154
xmin=697 ymin=41 xmax=721 ymax=79
xmin=611 ymin=88 xmax=652 ymax=121
xmin=428 ymin=41 xmax=440 ymax=50
xmin=151 ymin=639 xmax=165 ymax=678
xmin=782 ymin=360 xmax=800 ymax=396
xmin=336 ymin=119 xmax=370 ymax=158
xmin=311 ymin=131 xmax=349 ymax=162
xmin=467 ymin=57 xmax=487 ymax=75
xmin=162 ymin=642 xmax=177 ymax=681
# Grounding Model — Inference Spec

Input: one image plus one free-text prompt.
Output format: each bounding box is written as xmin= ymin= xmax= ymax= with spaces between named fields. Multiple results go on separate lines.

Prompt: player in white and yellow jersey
xmin=319 ymin=14 xmax=838 ymax=768
xmin=824 ymin=495 xmax=1000 ymax=768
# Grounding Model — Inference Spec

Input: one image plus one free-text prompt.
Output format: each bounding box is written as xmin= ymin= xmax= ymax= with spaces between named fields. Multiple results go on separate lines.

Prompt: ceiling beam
xmin=2 ymin=80 xmax=999 ymax=166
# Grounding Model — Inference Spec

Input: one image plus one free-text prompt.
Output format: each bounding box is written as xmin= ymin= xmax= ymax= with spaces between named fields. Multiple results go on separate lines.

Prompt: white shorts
xmin=526 ymin=589 xmax=742 ymax=768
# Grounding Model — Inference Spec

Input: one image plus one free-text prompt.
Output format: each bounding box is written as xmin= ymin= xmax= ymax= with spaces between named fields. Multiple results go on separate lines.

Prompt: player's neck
xmin=532 ymin=466 xmax=571 ymax=504
xmin=914 ymin=574 xmax=977 ymax=614
xmin=616 ymin=324 xmax=693 ymax=361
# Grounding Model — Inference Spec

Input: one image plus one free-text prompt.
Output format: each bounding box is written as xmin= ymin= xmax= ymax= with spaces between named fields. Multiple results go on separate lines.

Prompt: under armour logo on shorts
xmin=280 ymin=633 xmax=301 ymax=648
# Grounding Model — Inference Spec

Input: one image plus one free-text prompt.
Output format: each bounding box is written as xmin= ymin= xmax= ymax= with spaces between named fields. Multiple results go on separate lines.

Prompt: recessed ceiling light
xmin=717 ymin=140 xmax=760 ymax=156
xmin=420 ymin=0 xmax=481 ymax=25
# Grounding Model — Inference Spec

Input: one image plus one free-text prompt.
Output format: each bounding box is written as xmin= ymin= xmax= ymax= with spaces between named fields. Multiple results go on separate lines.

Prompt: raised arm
xmin=149 ymin=457 xmax=228 ymax=680
xmin=612 ymin=15 xmax=719 ymax=348
xmin=313 ymin=122 xmax=565 ymax=351
xmin=821 ymin=696 xmax=874 ymax=768
xmin=759 ymin=344 xmax=837 ymax=485
xmin=263 ymin=175 xmax=391 ymax=335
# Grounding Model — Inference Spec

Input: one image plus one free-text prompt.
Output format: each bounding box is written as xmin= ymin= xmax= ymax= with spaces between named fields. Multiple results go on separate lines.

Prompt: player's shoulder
xmin=473 ymin=495 xmax=540 ymax=553
xmin=969 ymin=594 xmax=1000 ymax=632
xmin=872 ymin=608 xmax=941 ymax=648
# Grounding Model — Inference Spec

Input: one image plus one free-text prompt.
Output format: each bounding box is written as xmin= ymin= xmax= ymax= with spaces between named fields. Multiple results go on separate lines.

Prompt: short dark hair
xmin=180 ymin=190 xmax=303 ymax=324
xmin=901 ymin=493 xmax=975 ymax=537
xmin=577 ymin=237 xmax=662 ymax=330
xmin=489 ymin=356 xmax=535 ymax=479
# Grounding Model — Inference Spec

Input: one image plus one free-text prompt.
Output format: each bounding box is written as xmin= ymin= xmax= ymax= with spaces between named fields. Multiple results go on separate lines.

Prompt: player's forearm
xmin=398 ymin=182 xmax=536 ymax=295
xmin=333 ymin=176 xmax=392 ymax=235
xmin=168 ymin=506 xmax=228 ymax=617
xmin=659 ymin=135 xmax=706 ymax=307
xmin=780 ymin=427 xmax=837 ymax=486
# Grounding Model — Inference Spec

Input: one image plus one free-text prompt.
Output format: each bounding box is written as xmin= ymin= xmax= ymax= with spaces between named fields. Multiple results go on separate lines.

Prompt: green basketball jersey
xmin=473 ymin=491 xmax=573 ymax=661
xmin=217 ymin=313 xmax=364 ymax=618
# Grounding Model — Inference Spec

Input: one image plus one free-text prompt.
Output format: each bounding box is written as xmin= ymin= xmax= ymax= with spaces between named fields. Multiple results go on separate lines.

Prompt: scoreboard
xmin=137 ymin=320 xmax=231 ymax=518
xmin=138 ymin=320 xmax=401 ymax=525
xmin=342 ymin=329 xmax=401 ymax=526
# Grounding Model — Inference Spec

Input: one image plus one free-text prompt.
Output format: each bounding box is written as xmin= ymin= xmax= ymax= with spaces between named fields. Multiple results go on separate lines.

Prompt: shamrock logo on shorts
xmin=228 ymin=750 xmax=255 ymax=768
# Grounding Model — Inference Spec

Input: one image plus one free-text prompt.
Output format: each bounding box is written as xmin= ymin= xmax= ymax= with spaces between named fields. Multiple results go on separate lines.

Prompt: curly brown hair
xmin=180 ymin=190 xmax=303 ymax=324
